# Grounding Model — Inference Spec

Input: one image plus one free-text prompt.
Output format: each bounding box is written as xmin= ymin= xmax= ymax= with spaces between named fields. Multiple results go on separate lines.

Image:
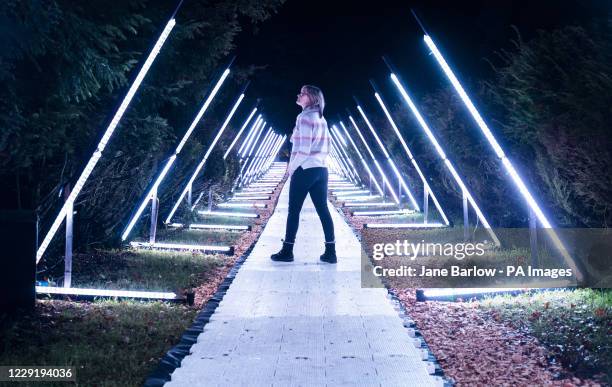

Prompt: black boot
xmin=271 ymin=242 xmax=294 ymax=262
xmin=320 ymin=242 xmax=337 ymax=264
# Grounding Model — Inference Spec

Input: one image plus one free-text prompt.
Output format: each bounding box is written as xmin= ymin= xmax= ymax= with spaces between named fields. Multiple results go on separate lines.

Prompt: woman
xmin=270 ymin=85 xmax=336 ymax=263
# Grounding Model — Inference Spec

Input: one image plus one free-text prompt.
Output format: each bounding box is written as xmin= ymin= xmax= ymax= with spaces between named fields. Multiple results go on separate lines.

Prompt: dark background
xmin=235 ymin=0 xmax=608 ymax=137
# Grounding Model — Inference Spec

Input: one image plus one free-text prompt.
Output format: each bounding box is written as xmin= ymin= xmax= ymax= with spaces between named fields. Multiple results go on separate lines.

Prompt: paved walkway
xmin=165 ymin=181 xmax=440 ymax=386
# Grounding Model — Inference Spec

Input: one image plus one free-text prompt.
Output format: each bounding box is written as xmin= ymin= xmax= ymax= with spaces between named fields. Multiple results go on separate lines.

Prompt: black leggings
xmin=284 ymin=166 xmax=335 ymax=243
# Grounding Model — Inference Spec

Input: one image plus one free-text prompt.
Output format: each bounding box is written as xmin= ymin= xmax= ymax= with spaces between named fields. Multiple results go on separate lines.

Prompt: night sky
xmin=234 ymin=0 xmax=607 ymax=138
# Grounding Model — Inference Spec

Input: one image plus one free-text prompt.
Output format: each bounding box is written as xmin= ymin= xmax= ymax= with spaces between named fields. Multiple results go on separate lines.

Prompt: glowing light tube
xmin=130 ymin=241 xmax=231 ymax=253
xmin=390 ymin=72 xmax=500 ymax=246
xmin=348 ymin=115 xmax=399 ymax=203
xmin=218 ymin=202 xmax=267 ymax=208
xmin=165 ymin=91 xmax=246 ymax=223
xmin=343 ymin=201 xmax=397 ymax=208
xmin=238 ymin=115 xmax=262 ymax=156
xmin=36 ymin=18 xmax=177 ymax=262
xmin=235 ymin=190 xmax=273 ymax=196
xmin=36 ymin=286 xmax=178 ymax=300
xmin=341 ymin=195 xmax=381 ymax=201
xmin=373 ymin=92 xmax=449 ymax=225
xmin=223 ymin=107 xmax=258 ymax=159
xmin=353 ymin=209 xmax=416 ymax=216
xmin=364 ymin=222 xmax=446 ymax=229
xmin=168 ymin=223 xmax=251 ymax=231
xmin=229 ymin=196 xmax=270 ymax=201
xmin=332 ymin=190 xmax=370 ymax=195
xmin=198 ymin=210 xmax=258 ymax=218
xmin=423 ymin=36 xmax=558 ymax=230
xmin=339 ymin=121 xmax=385 ymax=198
xmin=356 ymin=105 xmax=420 ymax=210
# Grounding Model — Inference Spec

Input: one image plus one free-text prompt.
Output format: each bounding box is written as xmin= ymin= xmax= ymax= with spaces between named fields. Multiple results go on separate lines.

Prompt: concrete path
xmin=165 ymin=180 xmax=441 ymax=386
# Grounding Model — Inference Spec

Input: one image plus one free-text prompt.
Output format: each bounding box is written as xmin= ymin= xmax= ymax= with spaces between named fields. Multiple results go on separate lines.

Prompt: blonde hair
xmin=302 ymin=85 xmax=325 ymax=118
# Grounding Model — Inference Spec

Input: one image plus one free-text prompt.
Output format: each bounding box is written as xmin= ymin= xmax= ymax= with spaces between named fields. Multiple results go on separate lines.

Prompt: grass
xmin=479 ymin=288 xmax=612 ymax=383
xmin=41 ymin=249 xmax=226 ymax=292
xmin=0 ymin=299 xmax=198 ymax=386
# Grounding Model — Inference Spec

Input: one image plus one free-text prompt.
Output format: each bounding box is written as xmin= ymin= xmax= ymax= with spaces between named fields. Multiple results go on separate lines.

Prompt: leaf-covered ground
xmin=331 ymin=196 xmax=610 ymax=386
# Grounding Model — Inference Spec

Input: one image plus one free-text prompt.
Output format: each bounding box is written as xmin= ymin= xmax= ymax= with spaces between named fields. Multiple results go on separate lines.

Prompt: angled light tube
xmin=237 ymin=115 xmax=262 ymax=156
xmin=339 ymin=120 xmax=385 ymax=197
xmin=390 ymin=72 xmax=500 ymax=246
xmin=356 ymin=104 xmax=420 ymax=210
xmin=165 ymin=90 xmax=246 ymax=223
xmin=348 ymin=115 xmax=400 ymax=203
xmin=235 ymin=190 xmax=273 ymax=195
xmin=198 ymin=210 xmax=258 ymax=218
xmin=425 ymin=34 xmax=576 ymax=276
xmin=37 ymin=18 xmax=177 ymax=262
xmin=36 ymin=286 xmax=178 ymax=300
xmin=130 ymin=241 xmax=231 ymax=253
xmin=223 ymin=107 xmax=258 ymax=159
xmin=374 ymin=91 xmax=449 ymax=225
xmin=423 ymin=36 xmax=556 ymax=230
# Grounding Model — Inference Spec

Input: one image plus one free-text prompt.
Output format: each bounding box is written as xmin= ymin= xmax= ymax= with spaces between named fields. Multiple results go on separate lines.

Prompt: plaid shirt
xmin=288 ymin=105 xmax=330 ymax=174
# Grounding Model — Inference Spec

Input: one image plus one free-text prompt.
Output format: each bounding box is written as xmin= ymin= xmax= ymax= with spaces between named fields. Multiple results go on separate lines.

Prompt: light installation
xmin=169 ymin=223 xmax=250 ymax=231
xmin=356 ymin=103 xmax=420 ymax=210
xmin=245 ymin=133 xmax=279 ymax=184
xmin=353 ymin=209 xmax=415 ymax=216
xmin=36 ymin=17 xmax=177 ymax=262
xmin=197 ymin=210 xmax=258 ymax=218
xmin=389 ymin=72 xmax=500 ymax=245
xmin=259 ymin=135 xmax=285 ymax=175
xmin=344 ymin=202 xmax=397 ymax=208
xmin=348 ymin=115 xmax=400 ymax=203
xmin=365 ymin=222 xmax=445 ymax=229
xmin=241 ymin=129 xmax=274 ymax=185
xmin=218 ymin=202 xmax=266 ymax=209
xmin=165 ymin=89 xmax=246 ymax=223
xmin=373 ymin=90 xmax=450 ymax=225
xmin=423 ymin=34 xmax=577 ymax=276
xmin=120 ymin=67 xmax=232 ymax=241
xmin=329 ymin=132 xmax=360 ymax=185
xmin=338 ymin=121 xmax=384 ymax=196
xmin=329 ymin=139 xmax=355 ymax=183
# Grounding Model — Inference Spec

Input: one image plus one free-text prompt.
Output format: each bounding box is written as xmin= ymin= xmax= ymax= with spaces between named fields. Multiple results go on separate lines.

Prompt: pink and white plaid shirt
xmin=288 ymin=105 xmax=330 ymax=174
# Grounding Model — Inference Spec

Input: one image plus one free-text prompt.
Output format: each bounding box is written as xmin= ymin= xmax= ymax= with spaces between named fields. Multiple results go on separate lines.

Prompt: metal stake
xmin=149 ymin=187 xmax=159 ymax=244
xmin=64 ymin=183 xmax=73 ymax=288
xmin=463 ymin=190 xmax=469 ymax=241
